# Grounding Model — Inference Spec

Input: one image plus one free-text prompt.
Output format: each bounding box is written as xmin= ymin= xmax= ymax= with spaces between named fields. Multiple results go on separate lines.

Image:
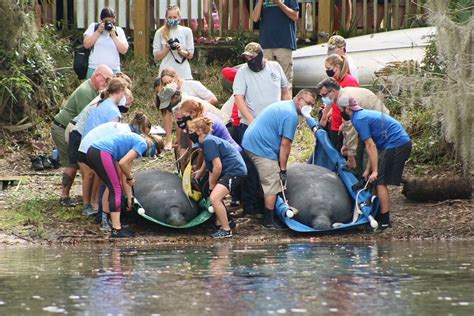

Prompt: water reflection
xmin=0 ymin=242 xmax=473 ymax=315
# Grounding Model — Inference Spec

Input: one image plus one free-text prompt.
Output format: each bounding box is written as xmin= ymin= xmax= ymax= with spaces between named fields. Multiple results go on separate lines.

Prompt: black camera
xmin=167 ymin=38 xmax=180 ymax=50
xmin=104 ymin=21 xmax=114 ymax=31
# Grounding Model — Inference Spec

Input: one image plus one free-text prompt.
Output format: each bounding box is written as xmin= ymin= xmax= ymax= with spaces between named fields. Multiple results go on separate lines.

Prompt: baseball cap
xmin=338 ymin=95 xmax=362 ymax=111
xmin=158 ymin=82 xmax=179 ymax=110
xmin=221 ymin=67 xmax=238 ymax=82
xmin=327 ymin=35 xmax=346 ymax=54
xmin=242 ymin=42 xmax=262 ymax=57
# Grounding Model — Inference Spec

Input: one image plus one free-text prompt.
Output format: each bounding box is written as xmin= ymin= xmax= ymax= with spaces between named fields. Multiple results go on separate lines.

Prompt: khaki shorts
xmin=246 ymin=151 xmax=281 ymax=196
xmin=263 ymin=48 xmax=293 ymax=90
xmin=51 ymin=123 xmax=71 ymax=167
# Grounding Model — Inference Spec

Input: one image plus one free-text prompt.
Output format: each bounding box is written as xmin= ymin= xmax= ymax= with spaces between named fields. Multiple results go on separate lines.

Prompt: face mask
xmin=176 ymin=115 xmax=191 ymax=129
xmin=129 ymin=124 xmax=140 ymax=134
xmin=321 ymin=97 xmax=333 ymax=105
xmin=341 ymin=110 xmax=351 ymax=121
xmin=167 ymin=19 xmax=180 ymax=27
xmin=326 ymin=69 xmax=335 ymax=77
xmin=118 ymin=96 xmax=126 ymax=106
xmin=189 ymin=132 xmax=199 ymax=144
xmin=118 ymin=105 xmax=129 ymax=113
xmin=247 ymin=51 xmax=264 ymax=72
xmin=301 ymin=105 xmax=313 ymax=118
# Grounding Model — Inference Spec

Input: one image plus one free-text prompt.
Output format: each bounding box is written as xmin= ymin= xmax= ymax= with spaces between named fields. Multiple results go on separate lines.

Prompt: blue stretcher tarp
xmin=275 ymin=116 xmax=380 ymax=232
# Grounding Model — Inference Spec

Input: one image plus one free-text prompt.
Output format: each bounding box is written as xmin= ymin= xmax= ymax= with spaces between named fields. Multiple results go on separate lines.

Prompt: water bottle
xmin=52 ymin=147 xmax=59 ymax=161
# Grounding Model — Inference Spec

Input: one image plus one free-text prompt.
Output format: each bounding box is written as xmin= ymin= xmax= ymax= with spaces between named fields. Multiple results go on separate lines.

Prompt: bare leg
xmin=376 ymin=184 xmax=390 ymax=214
xmin=61 ymin=166 xmax=77 ymax=198
xmin=79 ymin=162 xmax=94 ymax=206
xmin=210 ymin=184 xmax=231 ymax=230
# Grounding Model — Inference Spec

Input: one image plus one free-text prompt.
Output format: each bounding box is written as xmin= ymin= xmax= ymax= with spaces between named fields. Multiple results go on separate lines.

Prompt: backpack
xmin=72 ymin=23 xmax=98 ymax=80
xmin=73 ymin=45 xmax=91 ymax=80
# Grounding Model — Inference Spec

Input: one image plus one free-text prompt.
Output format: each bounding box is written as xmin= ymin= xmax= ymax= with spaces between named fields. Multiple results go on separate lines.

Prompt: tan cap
xmin=338 ymin=95 xmax=362 ymax=111
xmin=158 ymin=82 xmax=179 ymax=110
xmin=327 ymin=35 xmax=346 ymax=51
xmin=242 ymin=42 xmax=263 ymax=57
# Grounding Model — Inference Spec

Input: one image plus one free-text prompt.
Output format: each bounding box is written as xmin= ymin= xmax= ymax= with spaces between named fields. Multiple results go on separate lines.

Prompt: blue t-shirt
xmin=91 ymin=133 xmax=147 ymax=161
xmin=242 ymin=100 xmax=299 ymax=160
xmin=198 ymin=112 xmax=241 ymax=152
xmin=83 ymin=99 xmax=121 ymax=136
xmin=202 ymin=134 xmax=247 ymax=177
xmin=352 ymin=110 xmax=411 ymax=150
xmin=259 ymin=0 xmax=298 ymax=50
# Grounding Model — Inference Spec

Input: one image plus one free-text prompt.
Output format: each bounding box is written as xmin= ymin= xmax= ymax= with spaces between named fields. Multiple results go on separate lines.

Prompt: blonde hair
xmin=325 ymin=54 xmax=351 ymax=81
xmin=187 ymin=117 xmax=212 ymax=134
xmin=115 ymin=72 xmax=132 ymax=89
xmin=180 ymin=99 xmax=204 ymax=117
xmin=158 ymin=5 xmax=181 ymax=41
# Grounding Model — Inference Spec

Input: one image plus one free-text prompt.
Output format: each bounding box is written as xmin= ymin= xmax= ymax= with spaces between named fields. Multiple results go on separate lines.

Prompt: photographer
xmin=153 ymin=5 xmax=194 ymax=80
xmin=83 ymin=7 xmax=128 ymax=78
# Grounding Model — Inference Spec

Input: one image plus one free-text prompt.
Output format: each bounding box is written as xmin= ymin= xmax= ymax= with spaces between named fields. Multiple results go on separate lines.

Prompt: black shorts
xmin=68 ymin=130 xmax=82 ymax=167
xmin=77 ymin=151 xmax=87 ymax=164
xmin=377 ymin=141 xmax=412 ymax=186
xmin=218 ymin=174 xmax=244 ymax=196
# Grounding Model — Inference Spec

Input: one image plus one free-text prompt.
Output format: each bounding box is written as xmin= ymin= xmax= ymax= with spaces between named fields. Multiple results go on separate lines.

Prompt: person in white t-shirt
xmin=182 ymin=80 xmax=218 ymax=105
xmin=83 ymin=8 xmax=128 ymax=78
xmin=153 ymin=5 xmax=195 ymax=80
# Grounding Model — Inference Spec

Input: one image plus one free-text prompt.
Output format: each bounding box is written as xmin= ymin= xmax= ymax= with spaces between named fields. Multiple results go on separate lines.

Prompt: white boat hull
xmin=292 ymin=27 xmax=436 ymax=88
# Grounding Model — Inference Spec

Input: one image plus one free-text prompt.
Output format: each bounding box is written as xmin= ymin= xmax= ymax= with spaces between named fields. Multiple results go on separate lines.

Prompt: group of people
xmin=50 ymin=3 xmax=411 ymax=238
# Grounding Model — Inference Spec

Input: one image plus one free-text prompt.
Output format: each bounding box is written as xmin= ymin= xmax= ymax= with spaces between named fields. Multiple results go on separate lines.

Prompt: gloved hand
xmin=279 ymin=169 xmax=287 ymax=188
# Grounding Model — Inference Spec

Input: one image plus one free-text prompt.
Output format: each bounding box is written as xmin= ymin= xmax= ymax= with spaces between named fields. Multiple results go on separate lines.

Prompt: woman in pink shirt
xmin=320 ymin=54 xmax=359 ymax=151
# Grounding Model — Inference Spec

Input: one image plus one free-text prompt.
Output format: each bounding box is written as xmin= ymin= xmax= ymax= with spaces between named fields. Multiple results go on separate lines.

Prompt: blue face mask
xmin=167 ymin=19 xmax=180 ymax=27
xmin=321 ymin=97 xmax=333 ymax=105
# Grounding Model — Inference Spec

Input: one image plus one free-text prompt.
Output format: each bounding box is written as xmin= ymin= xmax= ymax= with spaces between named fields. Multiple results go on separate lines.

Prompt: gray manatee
xmin=286 ymin=163 xmax=352 ymax=229
xmin=134 ymin=170 xmax=200 ymax=226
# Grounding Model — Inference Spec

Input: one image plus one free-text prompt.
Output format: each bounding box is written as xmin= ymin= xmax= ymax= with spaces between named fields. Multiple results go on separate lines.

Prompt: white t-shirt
xmin=233 ymin=61 xmax=289 ymax=125
xmin=182 ymin=80 xmax=216 ymax=102
xmin=152 ymin=26 xmax=194 ymax=80
xmin=345 ymin=54 xmax=359 ymax=81
xmin=79 ymin=122 xmax=131 ymax=154
xmin=84 ymin=23 xmax=127 ymax=71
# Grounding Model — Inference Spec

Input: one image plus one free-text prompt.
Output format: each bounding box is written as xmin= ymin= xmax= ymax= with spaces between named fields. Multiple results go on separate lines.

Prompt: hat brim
xmin=241 ymin=52 xmax=257 ymax=57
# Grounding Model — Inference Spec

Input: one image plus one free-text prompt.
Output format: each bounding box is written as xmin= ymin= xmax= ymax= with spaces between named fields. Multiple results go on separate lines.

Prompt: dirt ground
xmin=0 ymin=146 xmax=472 ymax=247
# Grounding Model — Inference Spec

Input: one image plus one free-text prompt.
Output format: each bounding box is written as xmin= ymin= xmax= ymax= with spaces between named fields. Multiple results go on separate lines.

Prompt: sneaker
xmin=59 ymin=197 xmax=77 ymax=207
xmin=377 ymin=223 xmax=392 ymax=232
xmin=262 ymin=212 xmax=287 ymax=230
xmin=82 ymin=204 xmax=97 ymax=217
xmin=41 ymin=155 xmax=52 ymax=169
xmin=111 ymin=227 xmax=135 ymax=238
xmin=211 ymin=228 xmax=232 ymax=239
xmin=31 ymin=156 xmax=44 ymax=171
xmin=51 ymin=158 xmax=61 ymax=169
xmin=211 ymin=218 xmax=236 ymax=231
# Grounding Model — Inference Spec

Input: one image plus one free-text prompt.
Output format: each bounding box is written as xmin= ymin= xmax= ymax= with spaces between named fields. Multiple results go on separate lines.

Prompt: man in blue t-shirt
xmin=242 ymin=89 xmax=316 ymax=230
xmin=338 ymin=95 xmax=412 ymax=231
xmin=252 ymin=0 xmax=299 ymax=91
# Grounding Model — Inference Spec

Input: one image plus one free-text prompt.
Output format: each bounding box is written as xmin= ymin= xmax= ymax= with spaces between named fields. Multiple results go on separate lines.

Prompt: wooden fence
xmin=35 ymin=0 xmax=425 ymax=59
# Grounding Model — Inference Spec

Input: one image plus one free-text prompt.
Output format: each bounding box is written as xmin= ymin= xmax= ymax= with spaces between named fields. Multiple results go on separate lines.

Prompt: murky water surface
xmin=0 ymin=241 xmax=473 ymax=315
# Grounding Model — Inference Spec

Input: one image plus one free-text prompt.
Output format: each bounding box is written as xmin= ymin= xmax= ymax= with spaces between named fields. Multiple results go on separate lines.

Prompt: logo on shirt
xmin=263 ymin=0 xmax=283 ymax=8
xmin=270 ymin=72 xmax=279 ymax=81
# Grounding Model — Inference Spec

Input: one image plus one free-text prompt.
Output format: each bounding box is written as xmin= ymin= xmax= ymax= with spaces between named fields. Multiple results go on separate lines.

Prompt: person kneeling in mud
xmin=187 ymin=117 xmax=247 ymax=238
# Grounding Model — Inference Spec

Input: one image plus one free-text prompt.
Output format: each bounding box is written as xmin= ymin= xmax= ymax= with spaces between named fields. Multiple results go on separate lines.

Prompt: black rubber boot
xmin=262 ymin=209 xmax=287 ymax=230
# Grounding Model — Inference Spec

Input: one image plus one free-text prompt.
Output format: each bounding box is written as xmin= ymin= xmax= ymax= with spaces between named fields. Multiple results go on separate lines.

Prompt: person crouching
xmin=187 ymin=117 xmax=247 ymax=238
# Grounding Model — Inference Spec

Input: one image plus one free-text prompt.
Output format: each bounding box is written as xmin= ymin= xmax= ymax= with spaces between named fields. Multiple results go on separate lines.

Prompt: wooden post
xmin=318 ymin=0 xmax=334 ymax=43
xmin=134 ymin=0 xmax=150 ymax=61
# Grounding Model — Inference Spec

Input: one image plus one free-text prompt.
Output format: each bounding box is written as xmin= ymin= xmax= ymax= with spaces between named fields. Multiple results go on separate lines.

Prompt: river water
xmin=0 ymin=241 xmax=472 ymax=315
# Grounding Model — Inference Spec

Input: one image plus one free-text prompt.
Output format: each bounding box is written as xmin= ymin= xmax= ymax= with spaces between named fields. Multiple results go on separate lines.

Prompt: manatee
xmin=134 ymin=170 xmax=200 ymax=226
xmin=285 ymin=163 xmax=352 ymax=229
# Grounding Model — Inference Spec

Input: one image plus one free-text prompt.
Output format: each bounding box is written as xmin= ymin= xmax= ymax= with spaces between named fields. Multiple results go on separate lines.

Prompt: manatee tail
xmin=312 ymin=215 xmax=331 ymax=230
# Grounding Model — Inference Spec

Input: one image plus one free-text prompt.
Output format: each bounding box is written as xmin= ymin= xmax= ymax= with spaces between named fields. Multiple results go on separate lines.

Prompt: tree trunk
xmin=402 ymin=177 xmax=472 ymax=202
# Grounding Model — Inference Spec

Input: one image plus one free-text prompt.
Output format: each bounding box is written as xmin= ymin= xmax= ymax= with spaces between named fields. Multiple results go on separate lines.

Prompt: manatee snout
xmin=166 ymin=206 xmax=187 ymax=226
xmin=312 ymin=215 xmax=332 ymax=230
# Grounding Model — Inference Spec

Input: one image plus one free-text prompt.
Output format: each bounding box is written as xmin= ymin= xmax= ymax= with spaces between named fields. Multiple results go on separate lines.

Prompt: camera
xmin=167 ymin=38 xmax=180 ymax=50
xmin=104 ymin=21 xmax=114 ymax=31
